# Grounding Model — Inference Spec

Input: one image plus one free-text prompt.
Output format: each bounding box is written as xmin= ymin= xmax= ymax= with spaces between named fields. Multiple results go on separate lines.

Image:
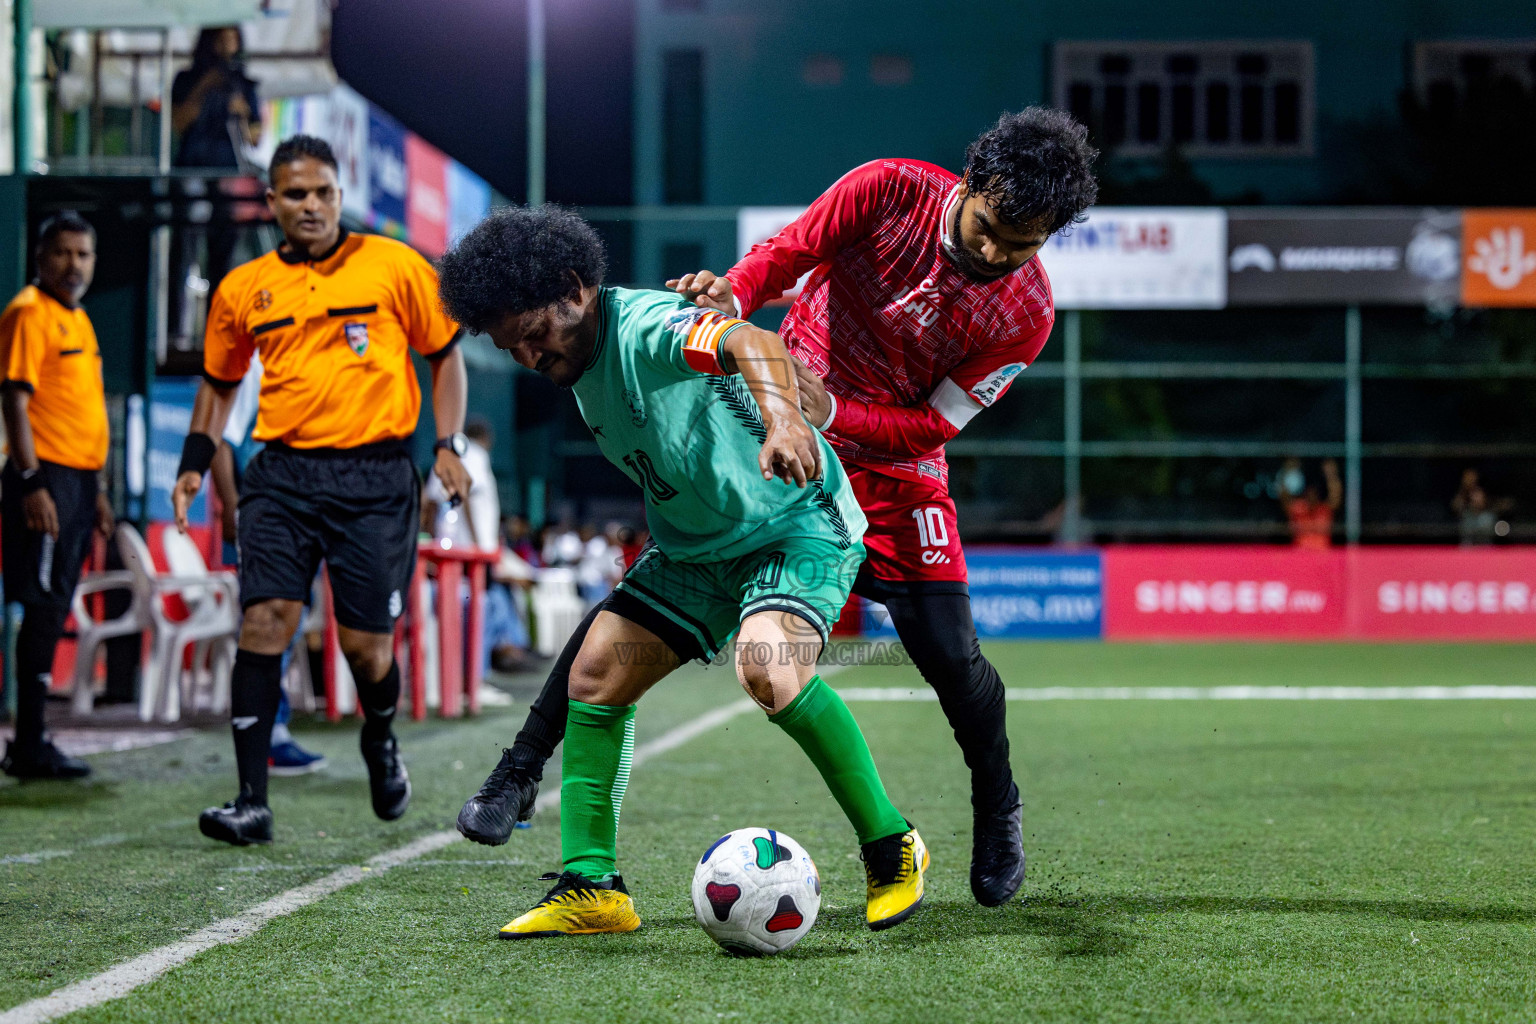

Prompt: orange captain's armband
xmin=667 ymin=307 xmax=750 ymax=375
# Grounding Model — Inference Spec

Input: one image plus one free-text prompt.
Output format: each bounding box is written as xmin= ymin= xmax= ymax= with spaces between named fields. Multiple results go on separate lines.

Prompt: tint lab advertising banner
xmin=1227 ymin=210 xmax=1461 ymax=306
xmin=1042 ymin=207 xmax=1227 ymax=309
xmin=865 ymin=550 xmax=1104 ymax=639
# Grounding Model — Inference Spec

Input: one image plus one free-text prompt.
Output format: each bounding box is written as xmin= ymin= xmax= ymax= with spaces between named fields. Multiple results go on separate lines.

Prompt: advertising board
xmin=1461 ymin=210 xmax=1536 ymax=308
xmin=405 ymin=134 xmax=450 ymax=258
xmin=1102 ymin=546 xmax=1346 ymax=639
xmin=1226 ymin=209 xmax=1461 ymax=306
xmin=1348 ymin=548 xmax=1536 ymax=639
xmin=865 ymin=549 xmax=1103 ymax=639
xmin=1041 ymin=207 xmax=1227 ymax=309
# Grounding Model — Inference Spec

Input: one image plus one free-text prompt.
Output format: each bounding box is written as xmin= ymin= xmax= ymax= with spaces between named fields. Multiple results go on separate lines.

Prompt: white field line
xmin=838 ymin=685 xmax=1536 ymax=702
xmin=3 ymin=821 xmax=194 ymax=871
xmin=0 ymin=697 xmax=760 ymax=1024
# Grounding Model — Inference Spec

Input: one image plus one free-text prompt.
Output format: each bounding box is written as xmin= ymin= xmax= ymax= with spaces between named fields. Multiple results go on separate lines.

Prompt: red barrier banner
xmin=1103 ymin=546 xmax=1346 ymax=639
xmin=1348 ymin=548 xmax=1536 ymax=639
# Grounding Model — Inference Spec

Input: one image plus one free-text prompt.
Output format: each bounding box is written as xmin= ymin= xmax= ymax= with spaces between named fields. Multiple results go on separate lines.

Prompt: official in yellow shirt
xmin=170 ymin=135 xmax=472 ymax=845
xmin=0 ymin=212 xmax=114 ymax=780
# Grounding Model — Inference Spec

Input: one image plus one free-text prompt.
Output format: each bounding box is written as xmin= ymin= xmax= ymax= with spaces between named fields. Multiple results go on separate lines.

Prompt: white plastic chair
xmin=69 ymin=566 xmax=145 ymax=715
xmin=531 ymin=567 xmax=586 ymax=657
xmin=116 ymin=524 xmax=241 ymax=722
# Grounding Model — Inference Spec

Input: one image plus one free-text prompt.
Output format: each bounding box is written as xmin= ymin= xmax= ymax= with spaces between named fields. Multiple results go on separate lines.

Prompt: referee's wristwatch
xmin=434 ymin=432 xmax=469 ymax=458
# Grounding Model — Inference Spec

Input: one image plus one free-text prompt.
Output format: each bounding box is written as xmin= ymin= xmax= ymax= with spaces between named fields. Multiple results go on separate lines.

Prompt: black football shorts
xmin=236 ymin=441 xmax=419 ymax=634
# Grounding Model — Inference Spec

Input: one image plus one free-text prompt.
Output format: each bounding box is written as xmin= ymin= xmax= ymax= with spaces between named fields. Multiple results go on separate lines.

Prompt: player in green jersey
xmin=438 ymin=206 xmax=928 ymax=937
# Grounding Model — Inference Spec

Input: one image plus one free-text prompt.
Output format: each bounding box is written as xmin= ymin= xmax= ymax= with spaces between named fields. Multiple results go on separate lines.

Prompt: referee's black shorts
xmin=237 ymin=440 xmax=419 ymax=634
xmin=1 ymin=460 xmax=98 ymax=613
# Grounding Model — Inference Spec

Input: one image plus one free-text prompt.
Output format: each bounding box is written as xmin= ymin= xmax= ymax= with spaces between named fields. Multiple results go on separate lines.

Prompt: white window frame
xmin=1412 ymin=39 xmax=1536 ymax=99
xmin=1052 ymin=40 xmax=1315 ymax=158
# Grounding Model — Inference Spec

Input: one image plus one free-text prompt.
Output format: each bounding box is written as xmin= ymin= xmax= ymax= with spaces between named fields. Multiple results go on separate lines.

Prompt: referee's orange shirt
xmin=203 ymin=230 xmax=460 ymax=449
xmin=0 ymin=284 xmax=109 ymax=471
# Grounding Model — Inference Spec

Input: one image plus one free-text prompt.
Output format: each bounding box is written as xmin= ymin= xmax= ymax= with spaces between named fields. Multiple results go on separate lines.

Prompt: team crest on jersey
xmin=344 ymin=321 xmax=369 ymax=357
xmin=624 ymin=386 xmax=647 ymax=427
xmin=665 ymin=307 xmax=712 ymax=337
xmin=254 ymin=289 xmax=274 ymax=312
xmin=969 ymin=362 xmax=1025 ymax=407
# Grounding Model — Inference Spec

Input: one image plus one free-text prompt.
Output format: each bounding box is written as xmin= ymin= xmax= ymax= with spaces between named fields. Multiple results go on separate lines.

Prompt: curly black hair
xmin=963 ymin=108 xmax=1099 ymax=235
xmin=437 ymin=206 xmax=608 ymax=334
xmin=268 ymin=134 xmax=337 ymax=184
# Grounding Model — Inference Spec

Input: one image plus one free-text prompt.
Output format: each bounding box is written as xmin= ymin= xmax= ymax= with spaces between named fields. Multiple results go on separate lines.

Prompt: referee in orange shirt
xmin=0 ymin=212 xmax=114 ymax=780
xmin=171 ymin=136 xmax=471 ymax=845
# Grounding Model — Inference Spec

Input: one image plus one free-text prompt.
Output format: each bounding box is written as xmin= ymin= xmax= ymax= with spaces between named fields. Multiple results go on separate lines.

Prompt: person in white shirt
xmin=427 ymin=416 xmax=500 ymax=551
xmin=424 ymin=415 xmax=532 ymax=671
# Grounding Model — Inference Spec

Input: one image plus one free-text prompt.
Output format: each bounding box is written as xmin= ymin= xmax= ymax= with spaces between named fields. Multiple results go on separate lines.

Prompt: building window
xmin=1055 ymin=41 xmax=1313 ymax=157
xmin=1413 ymin=40 xmax=1536 ymax=109
xmin=662 ymin=49 xmax=704 ymax=204
xmin=801 ymin=54 xmax=844 ymax=88
xmin=869 ymin=54 xmax=913 ymax=87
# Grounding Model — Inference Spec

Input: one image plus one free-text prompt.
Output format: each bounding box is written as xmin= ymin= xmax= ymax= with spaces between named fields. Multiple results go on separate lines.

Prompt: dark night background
xmin=332 ymin=0 xmax=634 ymax=205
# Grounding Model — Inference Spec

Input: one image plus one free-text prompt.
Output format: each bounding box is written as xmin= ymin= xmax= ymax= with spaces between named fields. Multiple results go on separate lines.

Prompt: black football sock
xmin=508 ymin=601 xmax=602 ymax=777
xmin=13 ymin=604 xmax=67 ymax=752
xmin=358 ymin=659 xmax=401 ymax=745
xmin=884 ymin=589 xmax=1015 ymax=812
xmin=230 ymin=649 xmax=284 ymax=805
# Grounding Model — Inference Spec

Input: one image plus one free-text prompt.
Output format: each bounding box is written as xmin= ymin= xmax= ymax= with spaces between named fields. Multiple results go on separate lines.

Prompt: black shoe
xmin=971 ymin=783 xmax=1025 ymax=907
xmin=361 ymin=734 xmax=411 ymax=821
xmin=1 ymin=737 xmax=92 ymax=780
xmin=457 ymin=749 xmax=541 ymax=846
xmin=199 ymin=796 xmax=274 ymax=845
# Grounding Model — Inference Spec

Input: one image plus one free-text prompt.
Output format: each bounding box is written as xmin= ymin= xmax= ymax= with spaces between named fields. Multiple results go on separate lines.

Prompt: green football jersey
xmin=570 ymin=287 xmax=866 ymax=563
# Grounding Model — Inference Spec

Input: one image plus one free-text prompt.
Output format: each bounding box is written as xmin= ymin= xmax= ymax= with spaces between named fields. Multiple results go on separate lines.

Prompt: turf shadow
xmin=0 ymin=779 xmax=118 ymax=809
xmin=1029 ymin=890 xmax=1536 ymax=925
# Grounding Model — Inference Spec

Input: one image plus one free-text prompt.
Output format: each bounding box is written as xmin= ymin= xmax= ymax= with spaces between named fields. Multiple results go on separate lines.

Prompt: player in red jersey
xmin=455 ymin=109 xmax=1097 ymax=908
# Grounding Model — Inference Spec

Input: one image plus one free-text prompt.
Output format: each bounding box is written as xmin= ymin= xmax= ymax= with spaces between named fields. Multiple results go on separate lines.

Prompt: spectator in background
xmin=172 ymin=27 xmax=262 ymax=171
xmin=1280 ymin=458 xmax=1341 ymax=550
xmin=503 ymin=514 xmax=539 ymax=566
xmin=427 ymin=415 xmax=500 ymax=551
xmin=0 ymin=213 xmax=113 ymax=779
xmin=616 ymin=524 xmax=646 ymax=570
xmin=425 ymin=416 xmax=536 ymax=673
xmin=169 ymin=26 xmax=262 ymax=346
xmin=1452 ymin=468 xmax=1513 ymax=546
xmin=575 ymin=523 xmax=624 ymax=606
xmin=542 ymin=522 xmax=583 ymax=568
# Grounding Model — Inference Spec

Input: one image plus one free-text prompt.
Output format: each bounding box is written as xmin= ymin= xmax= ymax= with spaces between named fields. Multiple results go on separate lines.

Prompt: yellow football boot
xmin=862 ymin=827 xmax=929 ymax=931
xmin=498 ymin=871 xmax=642 ymax=939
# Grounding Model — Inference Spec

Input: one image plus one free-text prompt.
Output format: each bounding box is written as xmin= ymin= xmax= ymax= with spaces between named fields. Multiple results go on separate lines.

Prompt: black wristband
xmin=177 ymin=433 xmax=219 ymax=479
xmin=18 ymin=467 xmax=47 ymax=495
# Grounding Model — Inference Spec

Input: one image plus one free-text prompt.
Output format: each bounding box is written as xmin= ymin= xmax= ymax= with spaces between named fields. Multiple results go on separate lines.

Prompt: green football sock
xmin=770 ymin=675 xmax=908 ymax=845
xmin=560 ymin=699 xmax=637 ymax=881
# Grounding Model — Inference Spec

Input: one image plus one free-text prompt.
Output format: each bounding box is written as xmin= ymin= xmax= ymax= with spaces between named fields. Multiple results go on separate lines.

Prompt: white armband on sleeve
xmin=731 ymin=293 xmax=743 ymax=318
xmin=927 ymin=376 xmax=985 ymax=430
xmin=817 ymin=392 xmax=837 ymax=431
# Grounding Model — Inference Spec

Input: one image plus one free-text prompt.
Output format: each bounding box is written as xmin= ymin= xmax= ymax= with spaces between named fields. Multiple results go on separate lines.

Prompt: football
xmin=690 ymin=828 xmax=821 ymax=956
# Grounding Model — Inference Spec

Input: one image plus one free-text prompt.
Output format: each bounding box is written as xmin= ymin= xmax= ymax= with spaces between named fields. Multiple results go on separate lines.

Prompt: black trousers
xmin=2 ymin=461 xmax=98 ymax=749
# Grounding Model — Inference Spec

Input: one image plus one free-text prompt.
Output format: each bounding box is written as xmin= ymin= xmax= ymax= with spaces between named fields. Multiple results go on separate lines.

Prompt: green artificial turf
xmin=4 ymin=643 xmax=1535 ymax=1023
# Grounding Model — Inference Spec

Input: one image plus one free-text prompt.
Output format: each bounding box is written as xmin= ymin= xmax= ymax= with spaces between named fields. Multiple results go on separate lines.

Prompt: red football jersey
xmin=727 ymin=158 xmax=1055 ymax=486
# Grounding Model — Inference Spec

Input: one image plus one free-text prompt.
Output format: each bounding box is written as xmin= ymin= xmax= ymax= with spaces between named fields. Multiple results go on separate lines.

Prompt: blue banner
xmin=147 ymin=378 xmax=205 ymax=524
xmin=367 ymin=106 xmax=408 ymax=238
xmin=864 ymin=549 xmax=1104 ymax=639
xmin=447 ymin=159 xmax=491 ymax=245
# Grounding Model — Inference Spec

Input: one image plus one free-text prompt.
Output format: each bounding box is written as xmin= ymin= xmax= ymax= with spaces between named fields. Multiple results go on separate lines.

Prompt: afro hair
xmin=437 ymin=206 xmax=608 ymax=335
